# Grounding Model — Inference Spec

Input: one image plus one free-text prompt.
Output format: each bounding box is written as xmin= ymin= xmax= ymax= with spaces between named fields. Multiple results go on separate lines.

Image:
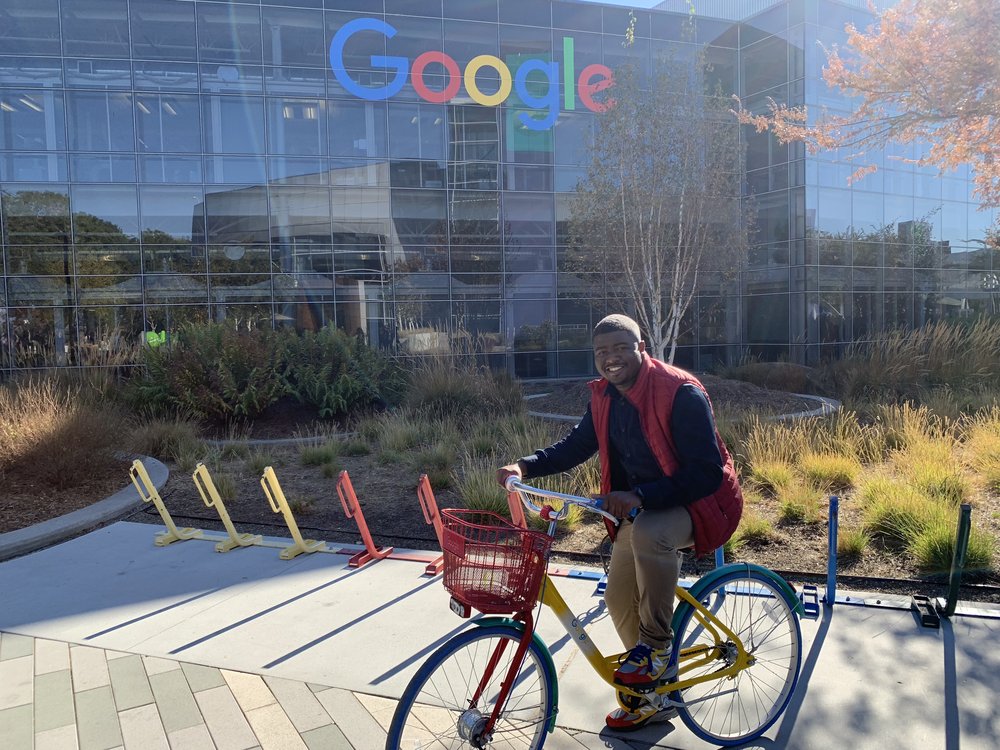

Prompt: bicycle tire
xmin=670 ymin=569 xmax=802 ymax=746
xmin=386 ymin=624 xmax=557 ymax=750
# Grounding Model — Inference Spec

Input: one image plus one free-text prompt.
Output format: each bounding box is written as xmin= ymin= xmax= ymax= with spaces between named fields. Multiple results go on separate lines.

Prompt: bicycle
xmin=386 ymin=480 xmax=804 ymax=749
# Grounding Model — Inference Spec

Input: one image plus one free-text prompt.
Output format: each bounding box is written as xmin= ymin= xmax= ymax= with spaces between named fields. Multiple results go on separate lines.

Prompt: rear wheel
xmin=671 ymin=569 xmax=801 ymax=746
xmin=386 ymin=624 xmax=556 ymax=749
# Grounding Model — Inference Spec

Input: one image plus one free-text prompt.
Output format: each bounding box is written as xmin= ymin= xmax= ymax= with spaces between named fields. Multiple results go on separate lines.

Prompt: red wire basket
xmin=440 ymin=509 xmax=553 ymax=614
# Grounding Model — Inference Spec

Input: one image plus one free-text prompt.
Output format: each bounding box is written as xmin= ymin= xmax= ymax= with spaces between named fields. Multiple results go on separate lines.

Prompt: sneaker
xmin=613 ymin=642 xmax=675 ymax=687
xmin=605 ymin=702 xmax=678 ymax=732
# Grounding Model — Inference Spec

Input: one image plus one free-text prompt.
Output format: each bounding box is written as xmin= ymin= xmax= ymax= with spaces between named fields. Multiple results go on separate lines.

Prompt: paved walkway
xmin=0 ymin=632 xmax=379 ymax=749
xmin=2 ymin=521 xmax=999 ymax=750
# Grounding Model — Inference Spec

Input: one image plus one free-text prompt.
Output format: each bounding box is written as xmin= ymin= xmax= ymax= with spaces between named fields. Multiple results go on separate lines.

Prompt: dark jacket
xmin=589 ymin=354 xmax=743 ymax=557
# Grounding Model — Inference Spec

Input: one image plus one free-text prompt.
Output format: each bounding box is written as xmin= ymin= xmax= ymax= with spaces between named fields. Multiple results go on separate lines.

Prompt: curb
xmin=0 ymin=456 xmax=169 ymax=563
xmin=529 ymin=393 xmax=842 ymax=425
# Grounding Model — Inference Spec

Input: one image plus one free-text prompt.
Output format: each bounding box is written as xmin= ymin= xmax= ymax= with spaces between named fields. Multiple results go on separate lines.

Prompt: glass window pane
xmin=61 ymin=0 xmax=130 ymax=58
xmin=130 ymin=0 xmax=198 ymax=60
xmin=203 ymin=186 xmax=270 ymax=247
xmin=270 ymin=186 xmax=332 ymax=245
xmin=66 ymin=92 xmax=134 ymax=152
xmin=139 ymin=155 xmax=202 ymax=184
xmin=133 ymin=61 xmax=200 ymax=92
xmin=2 ymin=185 xmax=71 ymax=251
xmin=202 ymin=95 xmax=265 ymax=154
xmin=204 ymin=156 xmax=266 ymax=185
xmin=64 ymin=58 xmax=131 ymax=90
xmin=2 ymin=0 xmax=61 ymax=56
xmin=262 ymin=6 xmax=327 ymax=68
xmin=267 ymin=98 xmax=327 ymax=155
xmin=0 ymin=90 xmax=65 ymax=151
xmin=136 ymin=94 xmax=202 ymax=153
xmin=388 ymin=103 xmax=446 ymax=160
xmin=200 ymin=64 xmax=264 ymax=94
xmin=0 ymin=153 xmax=67 ymax=182
xmin=0 ymin=56 xmax=63 ymax=86
xmin=70 ymin=154 xmax=137 ymax=183
xmin=329 ymin=99 xmax=387 ymax=158
xmin=198 ymin=4 xmax=263 ymax=64
xmin=444 ymin=0 xmax=497 ymax=22
xmin=140 ymin=186 xmax=205 ymax=243
xmin=72 ymin=185 xmax=138 ymax=249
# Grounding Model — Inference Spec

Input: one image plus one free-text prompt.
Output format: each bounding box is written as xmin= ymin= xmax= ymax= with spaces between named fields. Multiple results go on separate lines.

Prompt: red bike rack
xmin=415 ymin=474 xmax=445 ymax=575
xmin=336 ymin=470 xmax=394 ymax=568
xmin=507 ymin=490 xmax=528 ymax=529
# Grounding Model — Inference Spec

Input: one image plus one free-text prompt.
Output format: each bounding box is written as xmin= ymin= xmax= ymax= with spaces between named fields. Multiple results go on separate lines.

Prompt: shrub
xmin=859 ymin=477 xmax=943 ymax=545
xmin=339 ymin=437 xmax=371 ymax=457
xmin=411 ymin=443 xmax=458 ymax=489
xmin=963 ymin=407 xmax=1000 ymax=492
xmin=404 ymin=357 xmax=524 ymax=421
xmin=300 ymin=442 xmax=339 ymax=466
xmin=799 ymin=452 xmax=860 ymax=492
xmin=749 ymin=460 xmax=795 ymax=495
xmin=283 ymin=327 xmax=403 ymax=418
xmin=837 ymin=527 xmax=870 ymax=561
xmin=131 ymin=418 xmax=202 ymax=461
xmin=456 ymin=454 xmax=510 ymax=516
xmin=909 ymin=520 xmax=994 ymax=575
xmin=0 ymin=377 xmax=132 ymax=490
xmin=245 ymin=451 xmax=276 ymax=476
xmin=776 ymin=484 xmax=823 ymax=524
xmin=733 ymin=509 xmax=776 ymax=545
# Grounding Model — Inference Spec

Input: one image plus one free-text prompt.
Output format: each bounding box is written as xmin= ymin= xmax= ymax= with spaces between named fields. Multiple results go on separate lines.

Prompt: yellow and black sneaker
xmin=613 ymin=641 xmax=676 ymax=688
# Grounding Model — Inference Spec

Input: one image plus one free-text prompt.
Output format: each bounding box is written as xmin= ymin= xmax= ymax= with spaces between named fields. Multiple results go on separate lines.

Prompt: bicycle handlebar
xmin=504 ymin=478 xmax=621 ymax=525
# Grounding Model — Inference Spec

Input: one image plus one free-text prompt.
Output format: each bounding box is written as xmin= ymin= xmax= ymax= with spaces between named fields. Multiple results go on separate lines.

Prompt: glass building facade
xmin=0 ymin=0 xmax=996 ymax=377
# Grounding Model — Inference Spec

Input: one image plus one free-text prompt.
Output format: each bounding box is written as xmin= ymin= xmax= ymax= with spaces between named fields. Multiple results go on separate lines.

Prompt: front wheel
xmin=671 ymin=569 xmax=802 ymax=746
xmin=386 ymin=624 xmax=556 ymax=750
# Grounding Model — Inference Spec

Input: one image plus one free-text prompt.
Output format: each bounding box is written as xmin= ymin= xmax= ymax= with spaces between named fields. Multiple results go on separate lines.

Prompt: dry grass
xmin=0 ymin=376 xmax=131 ymax=490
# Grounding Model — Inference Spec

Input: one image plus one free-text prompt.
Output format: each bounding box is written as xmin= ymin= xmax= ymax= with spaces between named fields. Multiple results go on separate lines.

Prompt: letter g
xmin=330 ymin=18 xmax=408 ymax=101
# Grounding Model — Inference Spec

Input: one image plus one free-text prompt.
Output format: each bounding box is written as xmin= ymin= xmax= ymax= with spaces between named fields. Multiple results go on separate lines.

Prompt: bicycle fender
xmin=674 ymin=563 xmax=805 ymax=631
xmin=472 ymin=617 xmax=560 ymax=734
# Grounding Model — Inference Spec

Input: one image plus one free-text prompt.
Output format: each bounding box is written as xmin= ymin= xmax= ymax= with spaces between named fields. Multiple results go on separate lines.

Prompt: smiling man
xmin=497 ymin=313 xmax=743 ymax=732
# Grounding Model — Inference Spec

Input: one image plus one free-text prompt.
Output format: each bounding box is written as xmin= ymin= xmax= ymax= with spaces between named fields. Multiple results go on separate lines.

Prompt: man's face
xmin=593 ymin=330 xmax=644 ymax=391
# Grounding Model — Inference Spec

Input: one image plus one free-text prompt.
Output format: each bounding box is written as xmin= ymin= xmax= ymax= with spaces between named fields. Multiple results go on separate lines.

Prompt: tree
xmin=738 ymin=0 xmax=999 ymax=232
xmin=568 ymin=59 xmax=751 ymax=363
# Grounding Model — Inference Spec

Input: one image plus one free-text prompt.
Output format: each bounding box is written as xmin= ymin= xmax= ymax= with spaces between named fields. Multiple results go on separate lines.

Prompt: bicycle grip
xmin=593 ymin=498 xmax=640 ymax=520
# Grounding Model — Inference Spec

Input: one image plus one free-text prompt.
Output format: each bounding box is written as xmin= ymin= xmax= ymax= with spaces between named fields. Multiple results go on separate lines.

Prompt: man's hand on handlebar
xmin=592 ymin=490 xmax=642 ymax=519
xmin=496 ymin=461 xmax=525 ymax=488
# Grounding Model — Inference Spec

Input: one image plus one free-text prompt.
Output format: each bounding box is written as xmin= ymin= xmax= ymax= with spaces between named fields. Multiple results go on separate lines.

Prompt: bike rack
xmin=191 ymin=463 xmax=261 ymax=552
xmin=129 ymin=459 xmax=202 ymax=547
xmin=415 ymin=474 xmax=445 ymax=575
xmin=824 ymin=495 xmax=839 ymax=608
xmin=260 ymin=467 xmax=327 ymax=559
xmin=336 ymin=470 xmax=394 ymax=568
xmin=507 ymin=489 xmax=528 ymax=528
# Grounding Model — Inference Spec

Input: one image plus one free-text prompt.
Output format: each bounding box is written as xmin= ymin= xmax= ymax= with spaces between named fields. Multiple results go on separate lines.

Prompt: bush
xmin=132 ymin=418 xmax=202 ymax=461
xmin=283 ymin=327 xmax=404 ymax=418
xmin=411 ymin=443 xmax=458 ymax=489
xmin=0 ymin=377 xmax=132 ymax=490
xmin=776 ymin=483 xmax=823 ymax=524
xmin=800 ymin=452 xmax=860 ymax=492
xmin=404 ymin=357 xmax=524 ymax=421
xmin=733 ymin=509 xmax=776 ymax=546
xmin=131 ymin=323 xmax=287 ymax=422
xmin=301 ymin=442 xmax=340 ymax=466
xmin=909 ymin=520 xmax=994 ymax=575
xmin=837 ymin=527 xmax=870 ymax=561
xmin=859 ymin=477 xmax=943 ymax=545
xmin=749 ymin=460 xmax=795 ymax=495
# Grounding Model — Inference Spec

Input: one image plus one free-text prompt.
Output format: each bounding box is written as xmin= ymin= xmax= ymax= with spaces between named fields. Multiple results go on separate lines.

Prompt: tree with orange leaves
xmin=738 ymin=0 xmax=999 ymax=229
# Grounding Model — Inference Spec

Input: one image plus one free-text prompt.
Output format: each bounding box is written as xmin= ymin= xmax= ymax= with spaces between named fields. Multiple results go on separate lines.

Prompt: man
xmin=496 ymin=314 xmax=743 ymax=731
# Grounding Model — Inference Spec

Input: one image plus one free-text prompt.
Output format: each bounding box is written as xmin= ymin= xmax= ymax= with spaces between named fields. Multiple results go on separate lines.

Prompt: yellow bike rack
xmin=129 ymin=459 xmax=202 ymax=547
xmin=192 ymin=463 xmax=262 ymax=553
xmin=259 ymin=466 xmax=327 ymax=559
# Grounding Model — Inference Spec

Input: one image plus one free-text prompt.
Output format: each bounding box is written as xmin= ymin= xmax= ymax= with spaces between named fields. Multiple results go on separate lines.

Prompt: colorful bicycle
xmin=386 ymin=479 xmax=803 ymax=749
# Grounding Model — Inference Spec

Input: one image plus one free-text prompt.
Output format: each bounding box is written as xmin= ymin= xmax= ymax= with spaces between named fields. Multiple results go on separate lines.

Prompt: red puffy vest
xmin=589 ymin=355 xmax=743 ymax=557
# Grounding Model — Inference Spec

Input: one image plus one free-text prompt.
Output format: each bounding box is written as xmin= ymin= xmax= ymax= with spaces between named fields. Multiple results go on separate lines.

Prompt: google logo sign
xmin=330 ymin=18 xmax=614 ymax=131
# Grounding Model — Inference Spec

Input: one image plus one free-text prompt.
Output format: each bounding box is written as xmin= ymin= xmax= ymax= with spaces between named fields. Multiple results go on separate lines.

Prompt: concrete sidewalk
xmin=1 ymin=521 xmax=999 ymax=749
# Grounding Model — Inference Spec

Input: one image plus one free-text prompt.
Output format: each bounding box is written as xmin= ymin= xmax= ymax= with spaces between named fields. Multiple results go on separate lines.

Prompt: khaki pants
xmin=605 ymin=506 xmax=695 ymax=650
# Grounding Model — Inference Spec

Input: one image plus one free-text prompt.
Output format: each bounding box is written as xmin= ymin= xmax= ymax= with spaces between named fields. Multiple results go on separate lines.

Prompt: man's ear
xmin=638 ymin=340 xmax=646 ymax=353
